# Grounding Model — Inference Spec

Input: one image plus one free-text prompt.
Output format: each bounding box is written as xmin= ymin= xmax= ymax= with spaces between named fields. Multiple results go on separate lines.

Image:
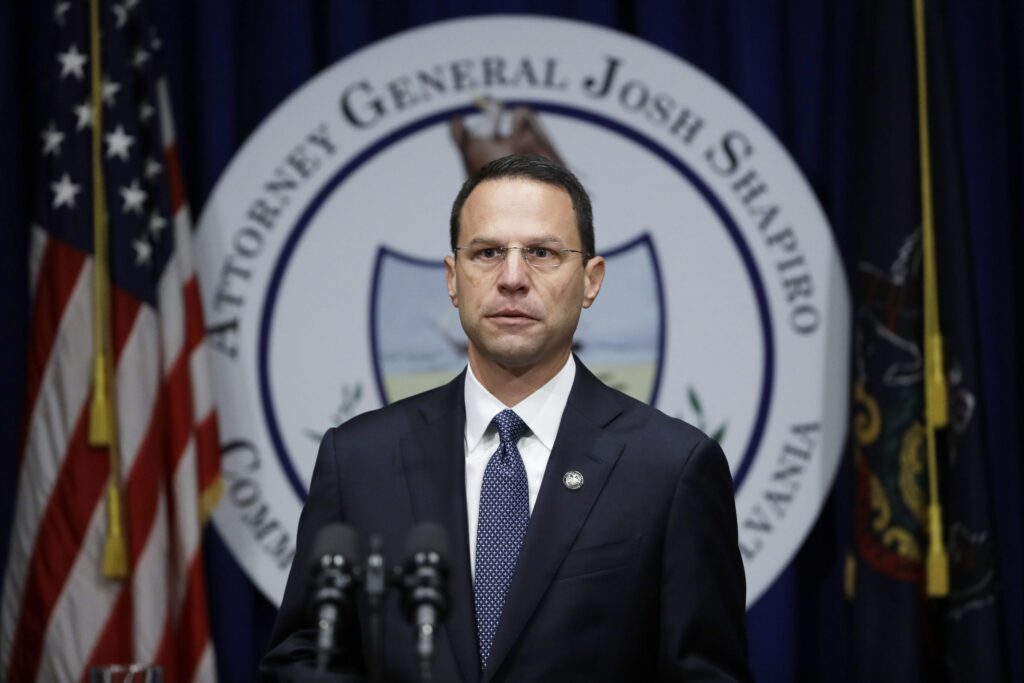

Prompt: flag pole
xmin=912 ymin=0 xmax=949 ymax=598
xmin=88 ymin=0 xmax=128 ymax=581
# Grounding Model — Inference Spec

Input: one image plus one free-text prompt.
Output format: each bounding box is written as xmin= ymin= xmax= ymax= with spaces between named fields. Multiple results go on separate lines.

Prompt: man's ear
xmin=581 ymin=255 xmax=605 ymax=309
xmin=445 ymin=255 xmax=459 ymax=307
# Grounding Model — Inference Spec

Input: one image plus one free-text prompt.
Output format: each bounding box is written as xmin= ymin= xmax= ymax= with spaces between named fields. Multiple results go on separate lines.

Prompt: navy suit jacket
xmin=263 ymin=361 xmax=751 ymax=682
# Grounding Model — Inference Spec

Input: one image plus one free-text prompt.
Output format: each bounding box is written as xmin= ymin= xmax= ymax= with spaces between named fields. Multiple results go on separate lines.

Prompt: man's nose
xmin=496 ymin=248 xmax=531 ymax=292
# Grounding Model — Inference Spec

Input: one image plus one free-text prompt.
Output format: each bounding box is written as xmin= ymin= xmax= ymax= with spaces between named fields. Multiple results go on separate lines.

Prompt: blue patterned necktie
xmin=474 ymin=409 xmax=530 ymax=670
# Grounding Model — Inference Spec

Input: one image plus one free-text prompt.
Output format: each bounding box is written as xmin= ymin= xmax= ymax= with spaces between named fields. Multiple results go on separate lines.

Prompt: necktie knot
xmin=491 ymin=409 xmax=527 ymax=447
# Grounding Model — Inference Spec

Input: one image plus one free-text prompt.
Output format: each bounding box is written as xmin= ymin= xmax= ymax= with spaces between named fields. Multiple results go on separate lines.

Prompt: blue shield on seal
xmin=370 ymin=233 xmax=666 ymax=405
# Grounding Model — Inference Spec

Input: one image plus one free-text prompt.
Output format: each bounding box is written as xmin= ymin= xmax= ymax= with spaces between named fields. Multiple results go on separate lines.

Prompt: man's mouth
xmin=487 ymin=308 xmax=537 ymax=324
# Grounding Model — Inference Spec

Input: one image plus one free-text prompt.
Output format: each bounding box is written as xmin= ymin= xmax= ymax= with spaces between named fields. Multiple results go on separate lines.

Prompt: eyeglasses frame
xmin=452 ymin=244 xmax=592 ymax=272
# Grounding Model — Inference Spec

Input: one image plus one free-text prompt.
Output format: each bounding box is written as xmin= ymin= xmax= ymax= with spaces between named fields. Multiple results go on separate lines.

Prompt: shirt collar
xmin=464 ymin=354 xmax=577 ymax=451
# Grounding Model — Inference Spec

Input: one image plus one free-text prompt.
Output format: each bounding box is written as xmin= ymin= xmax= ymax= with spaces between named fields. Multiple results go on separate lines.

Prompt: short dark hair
xmin=449 ymin=154 xmax=595 ymax=258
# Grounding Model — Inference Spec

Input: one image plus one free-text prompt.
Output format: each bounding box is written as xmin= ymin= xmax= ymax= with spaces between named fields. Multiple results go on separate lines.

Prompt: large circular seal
xmin=196 ymin=16 xmax=850 ymax=607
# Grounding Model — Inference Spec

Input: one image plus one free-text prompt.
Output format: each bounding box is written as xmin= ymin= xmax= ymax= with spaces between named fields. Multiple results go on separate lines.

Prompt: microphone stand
xmin=365 ymin=535 xmax=386 ymax=683
xmin=399 ymin=523 xmax=450 ymax=683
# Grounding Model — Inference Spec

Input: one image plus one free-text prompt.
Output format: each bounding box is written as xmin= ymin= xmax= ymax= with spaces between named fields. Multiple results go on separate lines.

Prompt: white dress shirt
xmin=464 ymin=355 xmax=576 ymax=578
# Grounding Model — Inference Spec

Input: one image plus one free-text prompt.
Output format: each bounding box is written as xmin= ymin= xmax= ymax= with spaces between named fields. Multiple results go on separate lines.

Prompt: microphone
xmin=399 ymin=522 xmax=450 ymax=682
xmin=309 ymin=523 xmax=360 ymax=672
xmin=365 ymin=534 xmax=386 ymax=683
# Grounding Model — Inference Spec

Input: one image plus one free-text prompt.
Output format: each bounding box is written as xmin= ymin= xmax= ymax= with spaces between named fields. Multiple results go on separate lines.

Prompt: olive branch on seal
xmin=305 ymin=382 xmax=364 ymax=443
xmin=686 ymin=385 xmax=728 ymax=445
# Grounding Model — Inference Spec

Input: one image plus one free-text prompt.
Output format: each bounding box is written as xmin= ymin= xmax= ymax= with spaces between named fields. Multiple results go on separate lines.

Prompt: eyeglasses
xmin=453 ymin=244 xmax=590 ymax=272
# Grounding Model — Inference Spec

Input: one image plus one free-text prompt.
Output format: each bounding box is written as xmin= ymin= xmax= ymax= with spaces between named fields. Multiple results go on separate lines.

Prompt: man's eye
xmin=477 ymin=247 xmax=500 ymax=260
xmin=529 ymin=247 xmax=555 ymax=260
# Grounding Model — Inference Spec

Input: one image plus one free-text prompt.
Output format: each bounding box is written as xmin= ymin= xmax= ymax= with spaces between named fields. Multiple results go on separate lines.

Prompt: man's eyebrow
xmin=465 ymin=235 xmax=564 ymax=245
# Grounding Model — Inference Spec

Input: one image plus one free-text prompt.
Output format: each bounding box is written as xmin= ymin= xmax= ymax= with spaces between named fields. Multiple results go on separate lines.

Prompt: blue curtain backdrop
xmin=1 ymin=2 xmax=1020 ymax=681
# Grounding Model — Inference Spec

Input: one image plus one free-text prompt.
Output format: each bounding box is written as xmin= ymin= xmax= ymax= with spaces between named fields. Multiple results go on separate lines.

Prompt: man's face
xmin=445 ymin=178 xmax=605 ymax=372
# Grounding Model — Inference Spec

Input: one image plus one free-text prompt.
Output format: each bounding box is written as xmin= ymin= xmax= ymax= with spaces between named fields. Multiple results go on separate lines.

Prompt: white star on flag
xmin=139 ymin=100 xmax=155 ymax=122
xmin=149 ymin=212 xmax=167 ymax=235
xmin=56 ymin=44 xmax=87 ymax=80
xmin=54 ymin=1 xmax=70 ymax=25
xmin=132 ymin=47 xmax=150 ymax=69
xmin=112 ymin=4 xmax=128 ymax=29
xmin=105 ymin=125 xmax=135 ymax=160
xmin=144 ymin=157 xmax=162 ymax=179
xmin=120 ymin=179 xmax=147 ymax=214
xmin=72 ymin=100 xmax=93 ymax=131
xmin=132 ymin=237 xmax=153 ymax=266
xmin=41 ymin=122 xmax=66 ymax=157
xmin=50 ymin=173 xmax=81 ymax=209
xmin=73 ymin=101 xmax=93 ymax=131
xmin=101 ymin=75 xmax=121 ymax=107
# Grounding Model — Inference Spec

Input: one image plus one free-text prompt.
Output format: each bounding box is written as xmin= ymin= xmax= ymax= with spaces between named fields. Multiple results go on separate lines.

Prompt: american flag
xmin=1 ymin=1 xmax=220 ymax=681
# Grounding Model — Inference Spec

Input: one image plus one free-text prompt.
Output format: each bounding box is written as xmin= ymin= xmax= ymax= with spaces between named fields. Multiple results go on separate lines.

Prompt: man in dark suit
xmin=263 ymin=154 xmax=750 ymax=682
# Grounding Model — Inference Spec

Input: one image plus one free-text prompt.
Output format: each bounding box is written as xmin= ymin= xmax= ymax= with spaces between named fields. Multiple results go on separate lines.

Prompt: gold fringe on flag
xmin=88 ymin=0 xmax=128 ymax=580
xmin=199 ymin=477 xmax=224 ymax=527
xmin=844 ymin=552 xmax=857 ymax=601
xmin=912 ymin=0 xmax=949 ymax=598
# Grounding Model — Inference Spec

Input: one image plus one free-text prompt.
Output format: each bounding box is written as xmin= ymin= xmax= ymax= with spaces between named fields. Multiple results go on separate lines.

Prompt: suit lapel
xmin=482 ymin=362 xmax=626 ymax=681
xmin=399 ymin=374 xmax=480 ymax=683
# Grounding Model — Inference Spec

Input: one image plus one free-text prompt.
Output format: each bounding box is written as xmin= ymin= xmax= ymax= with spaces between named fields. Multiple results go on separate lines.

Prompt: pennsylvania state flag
xmin=848 ymin=0 xmax=1006 ymax=681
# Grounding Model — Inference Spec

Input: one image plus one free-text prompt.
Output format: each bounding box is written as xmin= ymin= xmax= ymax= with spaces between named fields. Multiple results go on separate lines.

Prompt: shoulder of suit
xmin=324 ymin=379 xmax=457 ymax=442
xmin=597 ymin=382 xmax=707 ymax=438
xmin=595 ymin=384 xmax=717 ymax=464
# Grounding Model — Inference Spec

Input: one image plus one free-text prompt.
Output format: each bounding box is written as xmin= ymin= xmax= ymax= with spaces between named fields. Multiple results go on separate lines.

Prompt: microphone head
xmin=310 ymin=523 xmax=360 ymax=573
xmin=403 ymin=522 xmax=449 ymax=567
xmin=400 ymin=522 xmax=450 ymax=624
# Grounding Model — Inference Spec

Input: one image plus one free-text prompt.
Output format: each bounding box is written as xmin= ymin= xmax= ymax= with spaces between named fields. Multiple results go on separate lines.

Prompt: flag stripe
xmin=114 ymin=305 xmax=161 ymax=479
xmin=8 ymin=287 xmax=147 ymax=681
xmin=167 ymin=325 xmax=199 ymax=465
xmin=166 ymin=146 xmax=186 ymax=215
xmin=156 ymin=81 xmax=177 ymax=154
xmin=17 ymin=237 xmax=88 ymax=460
xmin=154 ymin=612 xmax=179 ymax=683
xmin=38 ymin=303 xmax=179 ymax=680
xmin=78 ymin=577 xmax=133 ymax=682
xmin=152 ymin=479 xmax=182 ymax=681
xmin=112 ymin=285 xmax=144 ymax=363
xmin=6 ymin=407 xmax=108 ymax=683
xmin=158 ymin=251 xmax=185 ymax=374
xmin=39 ymin=497 xmax=125 ymax=683
xmin=195 ymin=412 xmax=221 ymax=498
xmin=27 ymin=225 xmax=49 ymax=302
xmin=171 ymin=440 xmax=201 ymax=591
xmin=172 ymin=209 xmax=194 ymax=279
xmin=1 ymin=260 xmax=92 ymax=679
xmin=176 ymin=552 xmax=214 ymax=683
xmin=183 ymin=277 xmax=205 ymax=362
xmin=156 ymin=256 xmax=217 ymax=681
xmin=77 ymin=310 xmax=185 ymax=674
xmin=194 ymin=645 xmax=216 ymax=683
xmin=131 ymin=491 xmax=170 ymax=668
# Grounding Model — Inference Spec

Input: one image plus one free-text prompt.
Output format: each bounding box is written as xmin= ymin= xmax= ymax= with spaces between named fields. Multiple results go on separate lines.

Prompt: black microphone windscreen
xmin=403 ymin=522 xmax=449 ymax=564
xmin=310 ymin=523 xmax=360 ymax=571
